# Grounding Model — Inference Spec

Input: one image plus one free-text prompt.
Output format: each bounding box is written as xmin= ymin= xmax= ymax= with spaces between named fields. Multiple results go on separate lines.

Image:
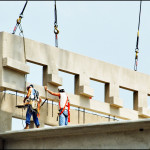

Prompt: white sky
xmin=1 ymin=1 xmax=150 ymax=130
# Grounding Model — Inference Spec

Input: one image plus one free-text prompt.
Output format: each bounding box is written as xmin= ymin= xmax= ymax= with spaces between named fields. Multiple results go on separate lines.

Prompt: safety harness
xmin=59 ymin=96 xmax=70 ymax=122
xmin=134 ymin=0 xmax=142 ymax=71
xmin=21 ymin=88 xmax=41 ymax=117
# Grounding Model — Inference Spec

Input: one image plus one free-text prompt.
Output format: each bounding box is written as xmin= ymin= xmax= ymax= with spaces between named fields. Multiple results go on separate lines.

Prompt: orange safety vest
xmin=59 ymin=96 xmax=70 ymax=122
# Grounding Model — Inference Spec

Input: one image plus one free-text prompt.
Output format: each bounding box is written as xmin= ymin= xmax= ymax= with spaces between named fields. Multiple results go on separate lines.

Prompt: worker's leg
xmin=59 ymin=110 xmax=65 ymax=126
xmin=25 ymin=107 xmax=32 ymax=129
xmin=63 ymin=110 xmax=68 ymax=125
xmin=33 ymin=110 xmax=40 ymax=128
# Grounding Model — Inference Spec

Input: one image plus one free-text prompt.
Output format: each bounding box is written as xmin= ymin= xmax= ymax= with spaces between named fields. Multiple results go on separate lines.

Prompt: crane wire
xmin=134 ymin=0 xmax=142 ymax=71
xmin=54 ymin=0 xmax=59 ymax=47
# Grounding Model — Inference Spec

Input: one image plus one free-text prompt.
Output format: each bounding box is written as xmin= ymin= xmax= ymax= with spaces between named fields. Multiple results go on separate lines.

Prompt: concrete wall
xmin=0 ymin=31 xmax=150 ymax=132
xmin=1 ymin=119 xmax=150 ymax=149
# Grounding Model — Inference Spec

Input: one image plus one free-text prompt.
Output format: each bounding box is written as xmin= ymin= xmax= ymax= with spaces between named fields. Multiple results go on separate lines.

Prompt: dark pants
xmin=26 ymin=106 xmax=40 ymax=127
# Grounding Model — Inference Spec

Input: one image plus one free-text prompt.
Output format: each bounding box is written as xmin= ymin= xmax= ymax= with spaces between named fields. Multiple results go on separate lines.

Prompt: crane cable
xmin=12 ymin=0 xmax=28 ymax=35
xmin=134 ymin=0 xmax=142 ymax=71
xmin=54 ymin=0 xmax=59 ymax=47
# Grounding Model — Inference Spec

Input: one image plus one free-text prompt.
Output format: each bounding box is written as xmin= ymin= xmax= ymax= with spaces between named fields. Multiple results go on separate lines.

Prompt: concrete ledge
xmin=0 ymin=120 xmax=145 ymax=139
xmin=79 ymin=85 xmax=94 ymax=97
xmin=119 ymin=107 xmax=138 ymax=120
xmin=3 ymin=57 xmax=30 ymax=74
xmin=138 ymin=107 xmax=150 ymax=118
xmin=47 ymin=74 xmax=62 ymax=86
xmin=1 ymin=119 xmax=150 ymax=149
xmin=0 ymin=82 xmax=25 ymax=93
xmin=110 ymin=96 xmax=123 ymax=108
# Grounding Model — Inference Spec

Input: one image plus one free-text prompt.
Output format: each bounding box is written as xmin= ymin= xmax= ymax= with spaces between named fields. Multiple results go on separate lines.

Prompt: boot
xmin=24 ymin=124 xmax=29 ymax=129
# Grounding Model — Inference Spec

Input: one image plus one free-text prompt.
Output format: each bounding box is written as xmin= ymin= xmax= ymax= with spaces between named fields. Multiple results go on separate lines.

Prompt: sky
xmin=1 ymin=1 xmax=150 ymax=130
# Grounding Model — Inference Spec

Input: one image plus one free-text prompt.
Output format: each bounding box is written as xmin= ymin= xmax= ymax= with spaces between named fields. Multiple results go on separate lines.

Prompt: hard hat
xmin=26 ymin=84 xmax=34 ymax=90
xmin=58 ymin=88 xmax=65 ymax=93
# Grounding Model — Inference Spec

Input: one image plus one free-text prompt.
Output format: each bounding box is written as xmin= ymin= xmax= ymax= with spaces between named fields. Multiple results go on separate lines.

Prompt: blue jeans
xmin=59 ymin=109 xmax=68 ymax=126
xmin=26 ymin=106 xmax=40 ymax=127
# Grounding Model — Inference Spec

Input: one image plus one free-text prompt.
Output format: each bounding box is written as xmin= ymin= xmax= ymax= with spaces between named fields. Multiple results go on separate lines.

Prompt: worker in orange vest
xmin=44 ymin=86 xmax=70 ymax=126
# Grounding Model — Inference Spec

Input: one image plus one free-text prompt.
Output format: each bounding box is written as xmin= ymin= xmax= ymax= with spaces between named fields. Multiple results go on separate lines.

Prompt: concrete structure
xmin=0 ymin=31 xmax=150 ymax=148
xmin=1 ymin=119 xmax=150 ymax=149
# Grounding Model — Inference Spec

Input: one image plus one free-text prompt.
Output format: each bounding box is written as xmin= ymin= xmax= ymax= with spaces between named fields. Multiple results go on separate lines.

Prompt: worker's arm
xmin=23 ymin=88 xmax=31 ymax=103
xmin=44 ymin=86 xmax=60 ymax=97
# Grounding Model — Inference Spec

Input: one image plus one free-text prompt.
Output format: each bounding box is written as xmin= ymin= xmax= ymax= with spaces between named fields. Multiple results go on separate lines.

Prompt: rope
xmin=54 ymin=0 xmax=59 ymax=47
xmin=134 ymin=0 xmax=142 ymax=71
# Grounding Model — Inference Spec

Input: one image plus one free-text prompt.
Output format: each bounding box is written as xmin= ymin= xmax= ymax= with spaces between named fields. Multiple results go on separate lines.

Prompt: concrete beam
xmin=3 ymin=57 xmax=30 ymax=74
xmin=138 ymin=107 xmax=150 ymax=118
xmin=47 ymin=74 xmax=62 ymax=86
xmin=109 ymin=96 xmax=123 ymax=108
xmin=79 ymin=85 xmax=94 ymax=97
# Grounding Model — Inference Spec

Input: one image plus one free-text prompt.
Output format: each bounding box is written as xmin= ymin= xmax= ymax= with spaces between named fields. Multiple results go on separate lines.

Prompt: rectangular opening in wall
xmin=119 ymin=87 xmax=133 ymax=110
xmin=58 ymin=70 xmax=75 ymax=94
xmin=90 ymin=79 xmax=105 ymax=102
xmin=27 ymin=62 xmax=43 ymax=86
xmin=12 ymin=117 xmax=25 ymax=131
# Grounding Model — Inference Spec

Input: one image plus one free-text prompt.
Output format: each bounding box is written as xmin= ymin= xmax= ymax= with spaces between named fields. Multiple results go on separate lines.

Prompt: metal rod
xmin=16 ymin=91 xmax=18 ymax=105
xmin=47 ymin=99 xmax=48 ymax=116
xmin=52 ymin=100 xmax=53 ymax=117
xmin=83 ymin=108 xmax=85 ymax=124
xmin=78 ymin=107 xmax=80 ymax=124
